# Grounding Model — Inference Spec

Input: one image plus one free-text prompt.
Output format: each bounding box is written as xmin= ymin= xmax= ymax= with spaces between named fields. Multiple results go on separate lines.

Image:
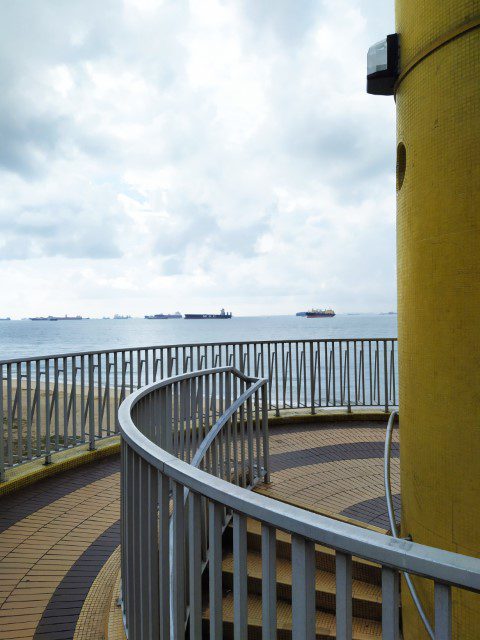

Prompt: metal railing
xmin=119 ymin=366 xmax=269 ymax=638
xmin=384 ymin=410 xmax=434 ymax=639
xmin=119 ymin=367 xmax=480 ymax=640
xmin=1 ymin=337 xmax=397 ymax=480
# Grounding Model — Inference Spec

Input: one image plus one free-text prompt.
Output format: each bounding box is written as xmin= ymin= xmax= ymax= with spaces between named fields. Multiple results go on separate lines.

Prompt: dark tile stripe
xmin=0 ymin=456 xmax=120 ymax=534
xmin=341 ymin=493 xmax=401 ymax=530
xmin=270 ymin=441 xmax=399 ymax=472
xmin=33 ymin=520 xmax=120 ymax=640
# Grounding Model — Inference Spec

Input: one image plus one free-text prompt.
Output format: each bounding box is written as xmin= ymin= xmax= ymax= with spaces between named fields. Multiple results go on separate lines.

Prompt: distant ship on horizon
xmin=145 ymin=312 xmax=182 ymax=320
xmin=305 ymin=308 xmax=335 ymax=318
xmin=30 ymin=315 xmax=87 ymax=321
xmin=184 ymin=308 xmax=232 ymax=320
xmin=113 ymin=314 xmax=131 ymax=320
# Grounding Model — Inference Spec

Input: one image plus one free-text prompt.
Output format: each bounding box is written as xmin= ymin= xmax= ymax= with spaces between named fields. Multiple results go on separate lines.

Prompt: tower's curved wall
xmin=395 ymin=2 xmax=480 ymax=637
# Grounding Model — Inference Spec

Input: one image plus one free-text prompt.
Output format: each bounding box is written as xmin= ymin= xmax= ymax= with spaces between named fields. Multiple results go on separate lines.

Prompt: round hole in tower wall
xmin=396 ymin=142 xmax=406 ymax=191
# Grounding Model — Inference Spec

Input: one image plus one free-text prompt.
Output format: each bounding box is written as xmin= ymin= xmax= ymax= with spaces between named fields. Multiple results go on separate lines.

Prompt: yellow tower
xmin=395 ymin=2 xmax=480 ymax=638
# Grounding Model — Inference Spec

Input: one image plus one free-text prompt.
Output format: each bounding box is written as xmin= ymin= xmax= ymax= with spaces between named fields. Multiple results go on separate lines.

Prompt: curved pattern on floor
xmin=0 ymin=457 xmax=120 ymax=640
xmin=342 ymin=493 xmax=401 ymax=530
xmin=33 ymin=522 xmax=120 ymax=640
xmin=0 ymin=418 xmax=399 ymax=640
xmin=259 ymin=420 xmax=400 ymax=529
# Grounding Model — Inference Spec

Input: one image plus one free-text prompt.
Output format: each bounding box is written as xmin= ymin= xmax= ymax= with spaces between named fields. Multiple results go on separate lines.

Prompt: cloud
xmin=0 ymin=0 xmax=397 ymax=317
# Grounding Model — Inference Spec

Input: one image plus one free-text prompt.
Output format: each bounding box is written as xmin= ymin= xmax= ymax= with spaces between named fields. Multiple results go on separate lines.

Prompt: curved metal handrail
xmin=118 ymin=370 xmax=480 ymax=639
xmin=189 ymin=376 xmax=266 ymax=472
xmin=164 ymin=368 xmax=267 ymax=638
xmin=119 ymin=388 xmax=480 ymax=590
xmin=384 ymin=410 xmax=435 ymax=639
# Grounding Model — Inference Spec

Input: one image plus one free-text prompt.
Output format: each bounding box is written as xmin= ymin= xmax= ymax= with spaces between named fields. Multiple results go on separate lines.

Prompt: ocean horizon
xmin=0 ymin=314 xmax=397 ymax=361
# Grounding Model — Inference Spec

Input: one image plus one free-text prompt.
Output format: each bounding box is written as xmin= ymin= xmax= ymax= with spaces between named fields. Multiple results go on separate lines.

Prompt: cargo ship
xmin=296 ymin=311 xmax=307 ymax=317
xmin=145 ymin=312 xmax=182 ymax=320
xmin=184 ymin=308 xmax=232 ymax=320
xmin=305 ymin=308 xmax=335 ymax=318
xmin=30 ymin=315 xmax=88 ymax=321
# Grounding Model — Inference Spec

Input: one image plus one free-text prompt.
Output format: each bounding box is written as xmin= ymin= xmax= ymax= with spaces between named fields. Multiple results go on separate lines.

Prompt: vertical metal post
xmin=262 ymin=382 xmax=270 ymax=483
xmin=336 ymin=552 xmax=352 ymax=639
xmin=309 ymin=341 xmax=315 ymax=414
xmin=291 ymin=535 xmax=315 ymax=640
xmin=434 ymin=583 xmax=452 ymax=640
xmin=26 ymin=361 xmax=32 ymax=460
xmin=383 ymin=340 xmax=389 ymax=413
xmin=16 ymin=363 xmax=23 ymax=462
xmin=247 ymin=395 xmax=254 ymax=486
xmin=158 ymin=471 xmax=170 ymax=639
xmin=44 ymin=359 xmax=51 ymax=464
xmin=53 ymin=358 xmax=59 ymax=450
xmin=381 ymin=567 xmax=400 ymax=640
xmin=188 ymin=491 xmax=202 ymax=640
xmin=209 ymin=501 xmax=223 ymax=640
xmin=88 ymin=354 xmax=95 ymax=451
xmin=261 ymin=524 xmax=277 ymax=639
xmin=173 ymin=482 xmax=186 ymax=638
xmin=346 ymin=344 xmax=352 ymax=413
xmin=274 ymin=343 xmax=279 ymax=416
xmin=233 ymin=512 xmax=248 ymax=640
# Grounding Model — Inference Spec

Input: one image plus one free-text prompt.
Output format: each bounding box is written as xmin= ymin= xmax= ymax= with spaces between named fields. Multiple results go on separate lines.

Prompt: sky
xmin=0 ymin=0 xmax=396 ymax=318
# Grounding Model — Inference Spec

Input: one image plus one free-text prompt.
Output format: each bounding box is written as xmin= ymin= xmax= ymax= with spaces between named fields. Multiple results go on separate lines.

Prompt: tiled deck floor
xmin=262 ymin=420 xmax=400 ymax=530
xmin=0 ymin=418 xmax=399 ymax=639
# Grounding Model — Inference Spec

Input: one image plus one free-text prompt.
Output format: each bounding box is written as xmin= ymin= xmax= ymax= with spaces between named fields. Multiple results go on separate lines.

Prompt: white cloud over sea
xmin=0 ymin=0 xmax=396 ymax=317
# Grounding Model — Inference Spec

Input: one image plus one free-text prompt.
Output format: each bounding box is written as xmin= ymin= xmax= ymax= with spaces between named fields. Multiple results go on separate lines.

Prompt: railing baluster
xmin=173 ymin=481 xmax=186 ymax=639
xmin=262 ymin=383 xmax=270 ymax=483
xmin=188 ymin=491 xmax=202 ymax=639
xmin=88 ymin=354 xmax=95 ymax=451
xmin=63 ymin=356 xmax=68 ymax=448
xmin=381 ymin=566 xmax=400 ymax=640
xmin=209 ymin=501 xmax=223 ymax=639
xmin=26 ymin=361 xmax=32 ymax=460
xmin=233 ymin=512 xmax=248 ymax=640
xmin=71 ymin=356 xmax=77 ymax=443
xmin=261 ymin=524 xmax=277 ymax=639
xmin=45 ymin=359 xmax=51 ymax=463
xmin=434 ymin=582 xmax=452 ymax=640
xmin=158 ymin=470 xmax=170 ymax=639
xmin=291 ymin=535 xmax=315 ymax=640
xmin=36 ymin=361 xmax=42 ymax=456
xmin=16 ymin=363 xmax=23 ymax=462
xmin=335 ymin=552 xmax=352 ymax=639
xmin=247 ymin=395 xmax=254 ymax=486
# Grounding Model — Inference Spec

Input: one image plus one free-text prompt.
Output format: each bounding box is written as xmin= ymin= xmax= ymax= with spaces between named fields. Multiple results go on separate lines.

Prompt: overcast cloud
xmin=0 ymin=0 xmax=396 ymax=317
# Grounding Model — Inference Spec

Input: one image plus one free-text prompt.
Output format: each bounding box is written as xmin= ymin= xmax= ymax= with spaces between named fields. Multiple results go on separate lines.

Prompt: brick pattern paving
xmin=73 ymin=547 xmax=121 ymax=640
xmin=0 ymin=459 xmax=119 ymax=535
xmin=342 ymin=493 xmax=401 ymax=530
xmin=0 ymin=458 xmax=120 ymax=640
xmin=0 ymin=419 xmax=400 ymax=639
xmin=33 ymin=522 xmax=119 ymax=640
xmin=259 ymin=421 xmax=400 ymax=529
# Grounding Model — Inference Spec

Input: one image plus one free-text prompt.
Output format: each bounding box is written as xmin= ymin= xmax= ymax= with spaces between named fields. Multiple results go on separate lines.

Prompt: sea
xmin=0 ymin=314 xmax=397 ymax=361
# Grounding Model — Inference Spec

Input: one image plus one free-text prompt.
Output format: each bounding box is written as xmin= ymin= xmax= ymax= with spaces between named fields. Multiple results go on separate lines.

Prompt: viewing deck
xmin=1 ymin=342 xmax=477 ymax=640
xmin=0 ymin=415 xmax=397 ymax=640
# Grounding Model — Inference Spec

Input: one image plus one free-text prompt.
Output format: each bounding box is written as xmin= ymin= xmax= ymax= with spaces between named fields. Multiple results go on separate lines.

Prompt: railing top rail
xmin=0 ymin=337 xmax=398 ymax=366
xmin=119 ymin=374 xmax=480 ymax=594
